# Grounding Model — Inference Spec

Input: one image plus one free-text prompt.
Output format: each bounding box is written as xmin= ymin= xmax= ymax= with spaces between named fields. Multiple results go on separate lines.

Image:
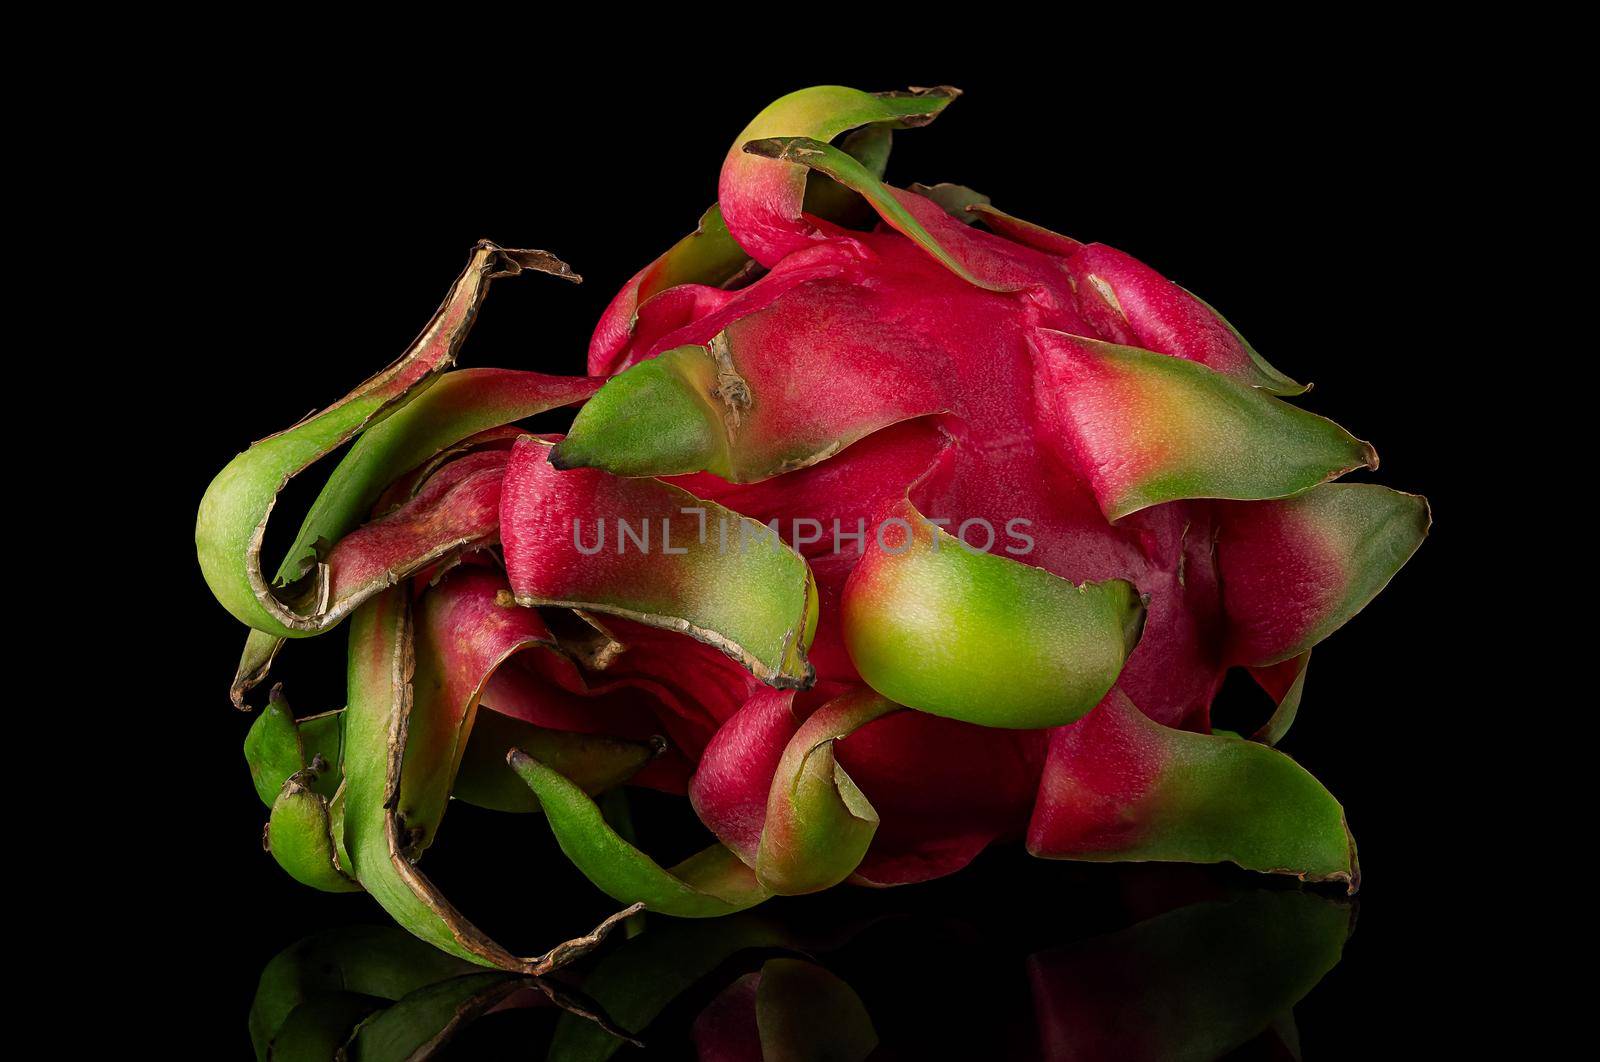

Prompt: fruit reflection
xmin=251 ymin=870 xmax=1350 ymax=1060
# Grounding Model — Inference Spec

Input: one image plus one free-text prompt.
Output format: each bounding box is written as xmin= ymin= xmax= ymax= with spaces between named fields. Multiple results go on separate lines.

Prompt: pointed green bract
xmin=267 ymin=770 xmax=361 ymax=893
xmin=1031 ymin=331 xmax=1378 ymax=520
xmin=1218 ymin=484 xmax=1431 ymax=665
xmin=1186 ymin=289 xmax=1310 ymax=396
xmin=1029 ymin=692 xmax=1357 ymax=889
xmin=244 ymin=693 xmax=305 ymax=806
xmin=802 ymin=124 xmax=896 ymax=228
xmin=842 ymin=502 xmax=1144 ymax=729
xmin=510 ymin=750 xmax=770 ymax=917
xmin=732 ymin=86 xmax=954 ymax=153
xmin=742 ymin=136 xmax=1009 ymax=292
xmin=555 ymin=346 xmax=734 ymax=479
xmin=244 ymin=694 xmax=343 ymax=804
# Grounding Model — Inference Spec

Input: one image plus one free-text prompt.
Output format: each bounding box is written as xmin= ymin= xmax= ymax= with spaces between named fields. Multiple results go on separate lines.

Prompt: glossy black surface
xmin=246 ymin=853 xmax=1350 ymax=1059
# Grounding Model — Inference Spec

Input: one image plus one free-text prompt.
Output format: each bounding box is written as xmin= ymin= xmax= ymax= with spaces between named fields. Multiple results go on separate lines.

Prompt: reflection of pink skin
xmin=691 ymin=972 xmax=764 ymax=1062
xmin=1028 ymin=890 xmax=1350 ymax=1061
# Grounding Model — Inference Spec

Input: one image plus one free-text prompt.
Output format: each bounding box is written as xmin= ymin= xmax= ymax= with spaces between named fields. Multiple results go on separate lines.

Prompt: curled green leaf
xmin=756 ymin=687 xmax=899 ymax=895
xmin=510 ymin=749 xmax=770 ymax=918
xmin=198 ymin=242 xmax=580 ymax=645
xmin=341 ymin=590 xmax=639 ymax=970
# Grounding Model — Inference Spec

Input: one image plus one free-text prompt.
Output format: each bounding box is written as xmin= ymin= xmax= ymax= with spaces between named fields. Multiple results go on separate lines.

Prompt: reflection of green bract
xmin=248 ymin=878 xmax=1351 ymax=1059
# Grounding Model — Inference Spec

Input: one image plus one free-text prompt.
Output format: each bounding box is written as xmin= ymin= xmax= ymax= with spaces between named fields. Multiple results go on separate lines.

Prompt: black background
xmin=131 ymin=59 xmax=1488 ymax=1056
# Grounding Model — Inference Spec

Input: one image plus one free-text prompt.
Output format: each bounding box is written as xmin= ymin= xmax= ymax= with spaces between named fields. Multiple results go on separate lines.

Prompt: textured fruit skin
xmin=557 ymin=87 xmax=1423 ymax=889
xmin=211 ymin=88 xmax=1427 ymax=960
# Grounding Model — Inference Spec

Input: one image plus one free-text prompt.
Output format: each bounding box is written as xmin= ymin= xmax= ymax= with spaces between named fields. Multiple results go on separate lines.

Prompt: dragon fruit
xmin=198 ymin=85 xmax=1427 ymax=969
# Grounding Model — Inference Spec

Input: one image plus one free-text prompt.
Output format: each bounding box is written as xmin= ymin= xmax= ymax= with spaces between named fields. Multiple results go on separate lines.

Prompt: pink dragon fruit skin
xmin=547 ymin=85 xmax=1424 ymax=890
xmin=205 ymin=85 xmax=1426 ymax=968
